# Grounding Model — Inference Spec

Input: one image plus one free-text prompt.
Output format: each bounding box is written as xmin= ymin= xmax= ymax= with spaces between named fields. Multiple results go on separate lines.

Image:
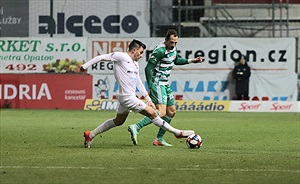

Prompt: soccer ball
xmin=186 ymin=134 xmax=203 ymax=149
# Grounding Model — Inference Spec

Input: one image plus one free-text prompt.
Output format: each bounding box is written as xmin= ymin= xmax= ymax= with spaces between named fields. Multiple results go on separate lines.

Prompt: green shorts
xmin=149 ymin=84 xmax=175 ymax=106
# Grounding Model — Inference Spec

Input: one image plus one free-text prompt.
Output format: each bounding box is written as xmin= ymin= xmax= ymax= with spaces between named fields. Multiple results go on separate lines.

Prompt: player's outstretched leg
xmin=151 ymin=116 xmax=194 ymax=138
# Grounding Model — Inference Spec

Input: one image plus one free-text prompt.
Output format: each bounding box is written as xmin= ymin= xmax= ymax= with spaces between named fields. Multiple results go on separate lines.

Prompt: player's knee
xmin=144 ymin=107 xmax=158 ymax=119
xmin=113 ymin=117 xmax=126 ymax=126
xmin=149 ymin=111 xmax=158 ymax=119
xmin=167 ymin=109 xmax=176 ymax=118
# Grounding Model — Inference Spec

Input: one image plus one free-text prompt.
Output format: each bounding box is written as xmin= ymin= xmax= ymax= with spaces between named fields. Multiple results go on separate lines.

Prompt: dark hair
xmin=165 ymin=29 xmax=178 ymax=40
xmin=128 ymin=39 xmax=146 ymax=51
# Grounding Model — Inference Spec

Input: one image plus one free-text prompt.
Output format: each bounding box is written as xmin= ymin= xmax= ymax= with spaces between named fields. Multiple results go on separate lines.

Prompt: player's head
xmin=165 ymin=29 xmax=178 ymax=50
xmin=128 ymin=39 xmax=146 ymax=61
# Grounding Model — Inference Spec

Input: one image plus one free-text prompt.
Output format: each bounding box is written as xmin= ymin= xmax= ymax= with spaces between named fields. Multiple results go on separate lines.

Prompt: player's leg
xmin=84 ymin=100 xmax=130 ymax=148
xmin=128 ymin=85 xmax=166 ymax=145
xmin=153 ymin=106 xmax=176 ymax=146
xmin=133 ymin=85 xmax=166 ymax=130
xmin=133 ymin=116 xmax=152 ymax=132
xmin=140 ymin=106 xmax=194 ymax=138
xmin=126 ymin=96 xmax=154 ymax=145
xmin=90 ymin=113 xmax=128 ymax=138
xmin=84 ymin=113 xmax=128 ymax=148
xmin=153 ymin=87 xmax=176 ymax=146
xmin=128 ymin=107 xmax=164 ymax=145
xmin=127 ymin=96 xmax=193 ymax=139
xmin=152 ymin=103 xmax=170 ymax=146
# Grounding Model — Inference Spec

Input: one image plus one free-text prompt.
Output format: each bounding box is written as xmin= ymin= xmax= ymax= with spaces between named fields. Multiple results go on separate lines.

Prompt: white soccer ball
xmin=186 ymin=133 xmax=203 ymax=149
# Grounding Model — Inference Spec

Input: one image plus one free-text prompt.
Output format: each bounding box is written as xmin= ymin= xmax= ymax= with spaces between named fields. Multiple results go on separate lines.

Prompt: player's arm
xmin=145 ymin=50 xmax=164 ymax=88
xmin=136 ymin=73 xmax=156 ymax=109
xmin=145 ymin=62 xmax=156 ymax=88
xmin=188 ymin=56 xmax=204 ymax=63
xmin=174 ymin=56 xmax=204 ymax=65
xmin=174 ymin=57 xmax=189 ymax=65
xmin=80 ymin=53 xmax=114 ymax=71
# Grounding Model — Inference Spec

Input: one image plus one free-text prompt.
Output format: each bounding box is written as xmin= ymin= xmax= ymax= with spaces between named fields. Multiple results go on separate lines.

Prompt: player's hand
xmin=190 ymin=56 xmax=204 ymax=63
xmin=80 ymin=66 xmax=87 ymax=72
xmin=147 ymin=101 xmax=156 ymax=110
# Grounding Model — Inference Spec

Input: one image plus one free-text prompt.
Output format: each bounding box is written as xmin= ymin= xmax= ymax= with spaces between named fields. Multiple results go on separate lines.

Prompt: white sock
xmin=151 ymin=116 xmax=181 ymax=136
xmin=90 ymin=118 xmax=116 ymax=138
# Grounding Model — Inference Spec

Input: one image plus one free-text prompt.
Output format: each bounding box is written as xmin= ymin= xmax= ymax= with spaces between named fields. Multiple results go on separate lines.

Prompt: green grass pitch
xmin=0 ymin=109 xmax=299 ymax=184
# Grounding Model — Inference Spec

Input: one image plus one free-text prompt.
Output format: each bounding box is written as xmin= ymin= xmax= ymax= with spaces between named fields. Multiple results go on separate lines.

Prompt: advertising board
xmin=0 ymin=0 xmax=29 ymax=37
xmin=0 ymin=37 xmax=87 ymax=74
xmin=29 ymin=0 xmax=150 ymax=37
xmin=0 ymin=74 xmax=92 ymax=109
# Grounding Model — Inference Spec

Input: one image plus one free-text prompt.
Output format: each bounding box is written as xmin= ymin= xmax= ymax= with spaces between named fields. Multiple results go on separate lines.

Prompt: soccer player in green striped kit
xmin=128 ymin=29 xmax=204 ymax=146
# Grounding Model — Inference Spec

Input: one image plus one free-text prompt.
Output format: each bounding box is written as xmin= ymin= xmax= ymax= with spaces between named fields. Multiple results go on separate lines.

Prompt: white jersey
xmin=82 ymin=52 xmax=148 ymax=97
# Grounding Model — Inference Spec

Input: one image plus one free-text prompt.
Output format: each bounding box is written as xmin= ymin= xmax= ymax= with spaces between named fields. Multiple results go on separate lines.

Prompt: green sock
xmin=135 ymin=110 xmax=161 ymax=132
xmin=135 ymin=116 xmax=152 ymax=132
xmin=157 ymin=116 xmax=172 ymax=139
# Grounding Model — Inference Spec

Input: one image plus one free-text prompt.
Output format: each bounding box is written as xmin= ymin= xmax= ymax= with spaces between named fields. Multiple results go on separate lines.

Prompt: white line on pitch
xmin=0 ymin=166 xmax=299 ymax=173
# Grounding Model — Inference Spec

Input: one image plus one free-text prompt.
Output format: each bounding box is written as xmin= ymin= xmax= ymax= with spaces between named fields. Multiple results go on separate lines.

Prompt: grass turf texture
xmin=0 ymin=109 xmax=299 ymax=184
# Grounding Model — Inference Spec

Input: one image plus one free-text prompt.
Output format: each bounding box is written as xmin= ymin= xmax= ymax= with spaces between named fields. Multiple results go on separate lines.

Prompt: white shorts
xmin=116 ymin=95 xmax=147 ymax=114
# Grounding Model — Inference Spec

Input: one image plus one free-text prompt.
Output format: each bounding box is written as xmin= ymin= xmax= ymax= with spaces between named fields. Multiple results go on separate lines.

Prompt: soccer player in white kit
xmin=81 ymin=39 xmax=194 ymax=148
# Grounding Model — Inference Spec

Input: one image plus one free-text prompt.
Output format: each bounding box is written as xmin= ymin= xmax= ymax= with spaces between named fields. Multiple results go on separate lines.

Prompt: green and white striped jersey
xmin=147 ymin=41 xmax=188 ymax=86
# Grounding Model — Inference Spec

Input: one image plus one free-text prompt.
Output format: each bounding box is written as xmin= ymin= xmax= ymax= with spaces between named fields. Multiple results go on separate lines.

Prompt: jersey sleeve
xmin=110 ymin=52 xmax=124 ymax=62
xmin=135 ymin=63 xmax=148 ymax=97
xmin=81 ymin=53 xmax=116 ymax=69
xmin=174 ymin=57 xmax=189 ymax=65
xmin=136 ymin=74 xmax=148 ymax=97
xmin=174 ymin=52 xmax=189 ymax=65
xmin=148 ymin=49 xmax=164 ymax=65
